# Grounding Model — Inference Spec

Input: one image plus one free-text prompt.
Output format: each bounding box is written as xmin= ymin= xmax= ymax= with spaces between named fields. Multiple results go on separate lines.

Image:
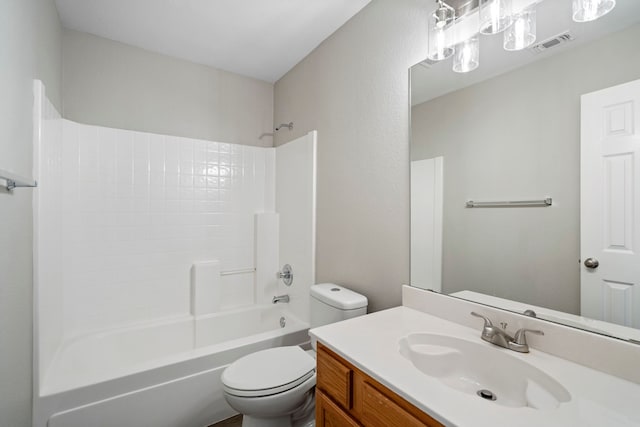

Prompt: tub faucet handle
xmin=277 ymin=264 xmax=293 ymax=286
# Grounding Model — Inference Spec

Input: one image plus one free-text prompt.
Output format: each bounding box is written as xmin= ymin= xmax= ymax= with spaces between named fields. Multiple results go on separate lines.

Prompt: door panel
xmin=581 ymin=78 xmax=640 ymax=330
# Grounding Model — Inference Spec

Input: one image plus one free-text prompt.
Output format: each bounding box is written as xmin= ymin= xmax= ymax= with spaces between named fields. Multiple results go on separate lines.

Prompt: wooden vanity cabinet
xmin=316 ymin=343 xmax=444 ymax=427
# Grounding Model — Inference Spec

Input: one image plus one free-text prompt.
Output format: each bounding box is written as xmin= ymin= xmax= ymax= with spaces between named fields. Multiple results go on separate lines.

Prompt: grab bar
xmin=465 ymin=198 xmax=552 ymax=208
xmin=220 ymin=268 xmax=256 ymax=277
xmin=0 ymin=168 xmax=37 ymax=191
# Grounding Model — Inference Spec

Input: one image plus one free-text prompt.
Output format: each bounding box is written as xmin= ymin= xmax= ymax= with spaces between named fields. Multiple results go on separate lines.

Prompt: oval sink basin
xmin=399 ymin=333 xmax=571 ymax=410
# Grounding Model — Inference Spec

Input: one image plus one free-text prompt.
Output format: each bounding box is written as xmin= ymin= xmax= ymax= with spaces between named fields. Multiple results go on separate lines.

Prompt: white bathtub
xmin=34 ymin=305 xmax=309 ymax=427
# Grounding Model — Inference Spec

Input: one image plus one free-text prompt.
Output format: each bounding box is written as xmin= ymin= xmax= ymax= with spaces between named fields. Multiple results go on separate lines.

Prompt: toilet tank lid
xmin=311 ymin=283 xmax=368 ymax=310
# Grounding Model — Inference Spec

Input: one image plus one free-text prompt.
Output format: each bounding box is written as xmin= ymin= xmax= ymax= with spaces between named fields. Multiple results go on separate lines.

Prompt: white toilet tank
xmin=310 ymin=283 xmax=368 ymax=329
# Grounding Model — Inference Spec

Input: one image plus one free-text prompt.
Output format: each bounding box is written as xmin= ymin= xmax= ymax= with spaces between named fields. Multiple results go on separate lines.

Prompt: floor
xmin=209 ymin=414 xmax=243 ymax=427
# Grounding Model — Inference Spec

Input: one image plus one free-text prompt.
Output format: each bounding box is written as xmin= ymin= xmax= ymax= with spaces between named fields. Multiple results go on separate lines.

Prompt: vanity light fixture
xmin=479 ymin=0 xmax=512 ymax=34
xmin=453 ymin=35 xmax=480 ymax=72
xmin=572 ymin=0 xmax=616 ymax=22
xmin=427 ymin=0 xmax=455 ymax=61
xmin=425 ymin=0 xmax=616 ymax=73
xmin=504 ymin=5 xmax=537 ymax=51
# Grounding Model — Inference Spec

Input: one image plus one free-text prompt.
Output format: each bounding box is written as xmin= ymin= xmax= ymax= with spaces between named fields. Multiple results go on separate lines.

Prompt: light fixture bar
xmin=422 ymin=0 xmax=615 ymax=74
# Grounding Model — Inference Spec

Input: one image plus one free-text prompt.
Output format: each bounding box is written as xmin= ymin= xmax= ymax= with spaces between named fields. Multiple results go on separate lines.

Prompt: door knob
xmin=584 ymin=258 xmax=599 ymax=269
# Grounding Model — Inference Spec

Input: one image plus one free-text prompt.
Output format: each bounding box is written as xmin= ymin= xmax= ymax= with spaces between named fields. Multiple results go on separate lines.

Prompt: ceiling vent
xmin=530 ymin=31 xmax=575 ymax=53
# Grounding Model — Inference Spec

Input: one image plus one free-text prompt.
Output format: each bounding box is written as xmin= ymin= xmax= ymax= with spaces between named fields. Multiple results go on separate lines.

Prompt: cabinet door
xmin=317 ymin=390 xmax=362 ymax=427
xmin=317 ymin=345 xmax=353 ymax=409
xmin=316 ymin=343 xmax=443 ymax=427
xmin=361 ymin=382 xmax=425 ymax=427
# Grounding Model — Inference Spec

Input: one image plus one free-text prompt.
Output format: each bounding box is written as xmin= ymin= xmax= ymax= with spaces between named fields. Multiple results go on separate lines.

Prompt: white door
xmin=581 ymin=79 xmax=640 ymax=328
xmin=411 ymin=157 xmax=444 ymax=291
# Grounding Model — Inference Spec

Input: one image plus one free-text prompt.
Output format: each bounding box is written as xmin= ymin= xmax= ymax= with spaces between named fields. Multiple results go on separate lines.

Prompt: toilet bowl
xmin=222 ymin=346 xmax=316 ymax=427
xmin=221 ymin=283 xmax=368 ymax=427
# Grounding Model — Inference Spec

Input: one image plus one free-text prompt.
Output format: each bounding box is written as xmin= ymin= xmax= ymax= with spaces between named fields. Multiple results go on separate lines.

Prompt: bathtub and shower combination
xmin=35 ymin=305 xmax=309 ymax=427
xmin=32 ymin=81 xmax=317 ymax=427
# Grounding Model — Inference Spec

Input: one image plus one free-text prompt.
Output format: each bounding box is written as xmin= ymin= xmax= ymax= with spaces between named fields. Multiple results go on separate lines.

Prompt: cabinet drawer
xmin=361 ymin=382 xmax=424 ymax=427
xmin=316 ymin=390 xmax=362 ymax=427
xmin=317 ymin=346 xmax=353 ymax=409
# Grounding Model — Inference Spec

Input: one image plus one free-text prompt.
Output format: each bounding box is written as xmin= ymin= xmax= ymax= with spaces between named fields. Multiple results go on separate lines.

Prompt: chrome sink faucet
xmin=471 ymin=312 xmax=543 ymax=353
xmin=471 ymin=312 xmax=513 ymax=348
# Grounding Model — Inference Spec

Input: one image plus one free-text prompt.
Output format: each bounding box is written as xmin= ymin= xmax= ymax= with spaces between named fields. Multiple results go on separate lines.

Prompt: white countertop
xmin=309 ymin=306 xmax=640 ymax=427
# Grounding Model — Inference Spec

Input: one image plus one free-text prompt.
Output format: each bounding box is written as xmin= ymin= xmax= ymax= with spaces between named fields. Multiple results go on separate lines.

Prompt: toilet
xmin=221 ymin=283 xmax=368 ymax=427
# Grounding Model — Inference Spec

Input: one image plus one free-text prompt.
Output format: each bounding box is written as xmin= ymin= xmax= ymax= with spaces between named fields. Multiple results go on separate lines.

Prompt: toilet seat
xmin=222 ymin=346 xmax=315 ymax=398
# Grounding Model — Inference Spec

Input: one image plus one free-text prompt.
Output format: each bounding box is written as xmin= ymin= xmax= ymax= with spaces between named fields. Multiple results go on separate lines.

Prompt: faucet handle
xmin=509 ymin=328 xmax=544 ymax=353
xmin=277 ymin=264 xmax=293 ymax=286
xmin=471 ymin=312 xmax=493 ymax=327
xmin=513 ymin=328 xmax=544 ymax=344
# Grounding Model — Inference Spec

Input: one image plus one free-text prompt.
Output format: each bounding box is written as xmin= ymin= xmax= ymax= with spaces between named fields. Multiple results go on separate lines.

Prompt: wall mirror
xmin=409 ymin=0 xmax=640 ymax=343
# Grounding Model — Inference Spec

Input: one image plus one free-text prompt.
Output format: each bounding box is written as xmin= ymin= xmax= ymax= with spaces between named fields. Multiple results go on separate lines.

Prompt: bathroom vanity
xmin=316 ymin=343 xmax=442 ymax=427
xmin=311 ymin=286 xmax=640 ymax=426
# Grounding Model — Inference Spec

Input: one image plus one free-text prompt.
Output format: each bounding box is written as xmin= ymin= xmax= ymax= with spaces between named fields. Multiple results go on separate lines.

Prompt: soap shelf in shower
xmin=0 ymin=168 xmax=38 ymax=191
xmin=465 ymin=197 xmax=552 ymax=208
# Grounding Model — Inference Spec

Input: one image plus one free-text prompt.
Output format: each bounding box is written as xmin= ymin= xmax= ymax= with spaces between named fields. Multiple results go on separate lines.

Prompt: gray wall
xmin=274 ymin=0 xmax=427 ymax=312
xmin=411 ymin=24 xmax=640 ymax=314
xmin=0 ymin=0 xmax=62 ymax=425
xmin=62 ymin=29 xmax=274 ymax=147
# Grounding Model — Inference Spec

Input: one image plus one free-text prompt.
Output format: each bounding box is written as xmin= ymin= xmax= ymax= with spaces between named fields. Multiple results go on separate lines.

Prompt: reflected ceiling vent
xmin=530 ymin=31 xmax=575 ymax=54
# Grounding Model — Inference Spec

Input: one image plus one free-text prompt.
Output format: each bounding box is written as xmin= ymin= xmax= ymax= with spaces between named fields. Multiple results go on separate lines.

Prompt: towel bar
xmin=465 ymin=198 xmax=552 ymax=208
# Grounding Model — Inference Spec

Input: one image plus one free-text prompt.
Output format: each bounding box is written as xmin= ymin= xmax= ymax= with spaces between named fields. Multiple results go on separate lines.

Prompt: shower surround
xmin=32 ymin=81 xmax=316 ymax=426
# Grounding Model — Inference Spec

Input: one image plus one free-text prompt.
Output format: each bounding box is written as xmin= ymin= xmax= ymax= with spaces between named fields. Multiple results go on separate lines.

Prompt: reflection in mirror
xmin=410 ymin=0 xmax=640 ymax=343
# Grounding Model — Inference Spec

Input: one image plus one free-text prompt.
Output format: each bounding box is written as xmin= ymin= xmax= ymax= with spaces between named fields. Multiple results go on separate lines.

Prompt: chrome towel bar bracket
xmin=0 ymin=168 xmax=37 ymax=191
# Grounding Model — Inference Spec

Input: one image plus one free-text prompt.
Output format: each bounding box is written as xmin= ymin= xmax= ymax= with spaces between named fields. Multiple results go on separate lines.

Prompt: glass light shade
xmin=572 ymin=0 xmax=616 ymax=22
xmin=479 ymin=0 xmax=513 ymax=35
xmin=453 ymin=36 xmax=479 ymax=73
xmin=503 ymin=7 xmax=536 ymax=51
xmin=427 ymin=1 xmax=455 ymax=61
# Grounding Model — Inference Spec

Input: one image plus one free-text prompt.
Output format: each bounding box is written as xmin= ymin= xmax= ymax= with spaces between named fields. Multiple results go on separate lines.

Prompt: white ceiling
xmin=411 ymin=0 xmax=640 ymax=105
xmin=55 ymin=0 xmax=371 ymax=83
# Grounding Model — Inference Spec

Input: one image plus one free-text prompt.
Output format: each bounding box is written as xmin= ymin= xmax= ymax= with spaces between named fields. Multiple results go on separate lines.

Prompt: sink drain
xmin=477 ymin=389 xmax=497 ymax=401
